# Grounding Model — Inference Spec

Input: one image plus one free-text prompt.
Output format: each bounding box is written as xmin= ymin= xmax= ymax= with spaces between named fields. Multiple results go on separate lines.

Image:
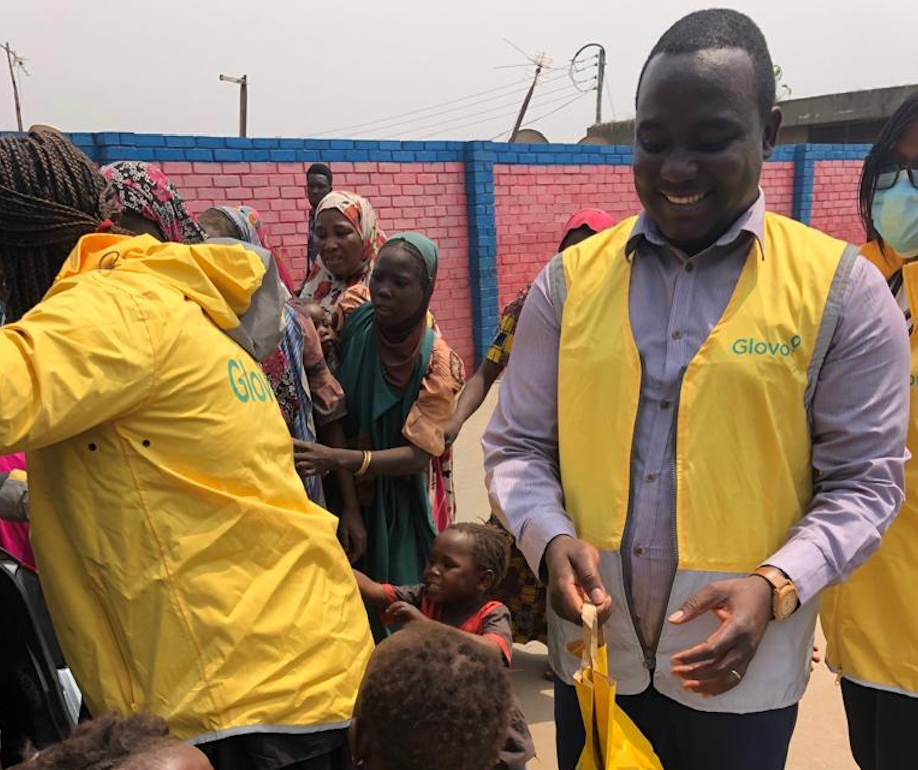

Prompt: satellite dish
xmin=578 ymin=135 xmax=612 ymax=145
xmin=511 ymin=128 xmax=549 ymax=144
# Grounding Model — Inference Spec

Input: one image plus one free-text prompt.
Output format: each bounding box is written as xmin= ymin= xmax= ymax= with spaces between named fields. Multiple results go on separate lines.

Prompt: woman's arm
xmin=294 ymin=441 xmax=431 ymax=478
xmin=444 ymin=358 xmax=502 ymax=446
xmin=318 ymin=420 xmax=367 ymax=563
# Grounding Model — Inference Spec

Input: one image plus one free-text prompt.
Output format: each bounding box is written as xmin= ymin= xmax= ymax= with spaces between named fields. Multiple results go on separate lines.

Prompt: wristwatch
xmin=751 ymin=566 xmax=799 ymax=621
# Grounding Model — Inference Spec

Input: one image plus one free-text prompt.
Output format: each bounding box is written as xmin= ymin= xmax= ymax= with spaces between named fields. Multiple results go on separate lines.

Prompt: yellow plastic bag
xmin=572 ymin=603 xmax=664 ymax=770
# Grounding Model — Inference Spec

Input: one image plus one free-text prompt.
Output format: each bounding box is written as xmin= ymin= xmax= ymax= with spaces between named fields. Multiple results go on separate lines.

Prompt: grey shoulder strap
xmin=547 ymin=252 xmax=567 ymax=325
xmin=804 ymin=243 xmax=860 ymax=419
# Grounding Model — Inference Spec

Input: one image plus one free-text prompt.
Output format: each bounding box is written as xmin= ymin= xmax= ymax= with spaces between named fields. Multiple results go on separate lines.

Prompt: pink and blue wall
xmin=66 ymin=133 xmax=871 ymax=365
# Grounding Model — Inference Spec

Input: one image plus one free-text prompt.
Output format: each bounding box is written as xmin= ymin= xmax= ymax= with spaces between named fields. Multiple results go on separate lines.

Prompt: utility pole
xmin=219 ymin=74 xmax=248 ymax=137
xmin=509 ymin=54 xmax=548 ymax=142
xmin=3 ymin=42 xmax=27 ymax=132
xmin=571 ymin=43 xmax=607 ymax=125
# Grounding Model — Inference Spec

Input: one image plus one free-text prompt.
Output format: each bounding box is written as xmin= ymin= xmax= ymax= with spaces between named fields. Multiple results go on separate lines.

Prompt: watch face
xmin=776 ymin=589 xmax=798 ymax=620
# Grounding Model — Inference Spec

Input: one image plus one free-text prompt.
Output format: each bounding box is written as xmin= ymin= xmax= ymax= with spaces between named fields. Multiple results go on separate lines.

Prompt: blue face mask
xmin=872 ymin=174 xmax=918 ymax=258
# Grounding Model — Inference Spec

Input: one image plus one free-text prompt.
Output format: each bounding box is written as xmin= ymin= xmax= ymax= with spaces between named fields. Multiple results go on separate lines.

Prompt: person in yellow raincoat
xmin=0 ymin=130 xmax=373 ymax=770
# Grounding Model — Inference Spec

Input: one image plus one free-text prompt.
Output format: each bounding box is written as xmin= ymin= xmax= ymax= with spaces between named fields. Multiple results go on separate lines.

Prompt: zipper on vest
xmin=643 ymin=367 xmax=687 ymax=674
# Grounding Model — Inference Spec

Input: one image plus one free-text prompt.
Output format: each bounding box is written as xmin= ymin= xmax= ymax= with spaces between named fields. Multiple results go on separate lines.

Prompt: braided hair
xmin=449 ymin=522 xmax=511 ymax=589
xmin=0 ymin=131 xmax=121 ymax=321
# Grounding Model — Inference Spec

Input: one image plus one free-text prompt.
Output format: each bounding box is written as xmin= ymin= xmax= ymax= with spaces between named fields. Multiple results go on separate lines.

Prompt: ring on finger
xmin=729 ymin=669 xmax=743 ymax=683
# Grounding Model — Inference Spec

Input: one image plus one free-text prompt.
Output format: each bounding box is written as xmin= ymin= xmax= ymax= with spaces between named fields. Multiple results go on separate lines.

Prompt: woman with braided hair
xmin=0 ymin=130 xmax=372 ymax=770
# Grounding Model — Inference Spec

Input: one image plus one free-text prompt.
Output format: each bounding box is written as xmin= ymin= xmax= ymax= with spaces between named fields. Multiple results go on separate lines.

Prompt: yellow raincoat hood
xmin=52 ymin=233 xmax=286 ymax=361
xmin=0 ymin=234 xmax=373 ymax=742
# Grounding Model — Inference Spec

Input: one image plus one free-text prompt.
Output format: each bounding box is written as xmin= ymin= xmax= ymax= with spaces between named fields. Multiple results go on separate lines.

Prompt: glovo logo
xmin=227 ymin=357 xmax=275 ymax=404
xmin=731 ymin=334 xmax=802 ymax=357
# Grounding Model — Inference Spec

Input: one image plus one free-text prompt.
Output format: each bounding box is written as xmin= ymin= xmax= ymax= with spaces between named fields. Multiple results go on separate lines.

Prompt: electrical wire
xmin=406 ymin=87 xmax=586 ymax=140
xmin=314 ymin=68 xmax=571 ymax=138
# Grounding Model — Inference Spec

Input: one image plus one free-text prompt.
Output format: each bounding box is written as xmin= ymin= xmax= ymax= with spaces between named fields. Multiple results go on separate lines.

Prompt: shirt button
xmin=660 ymin=400 xmax=671 ymax=410
xmin=672 ymin=330 xmax=684 ymax=340
xmin=685 ymin=262 xmax=695 ymax=273
xmin=645 ymin=473 xmax=657 ymax=482
xmin=634 ymin=547 xmax=645 ymax=556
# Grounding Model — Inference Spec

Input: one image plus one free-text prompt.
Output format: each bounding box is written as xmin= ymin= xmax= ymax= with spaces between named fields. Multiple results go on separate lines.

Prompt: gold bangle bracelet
xmin=355 ymin=450 xmax=372 ymax=477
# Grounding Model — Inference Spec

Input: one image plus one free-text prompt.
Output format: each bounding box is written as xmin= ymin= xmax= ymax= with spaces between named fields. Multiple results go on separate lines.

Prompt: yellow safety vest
xmin=558 ymin=212 xmax=849 ymax=571
xmin=822 ymin=241 xmax=918 ymax=696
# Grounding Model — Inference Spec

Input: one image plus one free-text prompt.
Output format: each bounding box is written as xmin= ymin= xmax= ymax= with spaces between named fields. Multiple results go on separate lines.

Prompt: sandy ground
xmin=451 ymin=386 xmax=857 ymax=770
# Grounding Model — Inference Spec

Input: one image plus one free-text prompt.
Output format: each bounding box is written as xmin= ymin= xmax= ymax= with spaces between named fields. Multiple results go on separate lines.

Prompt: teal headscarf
xmin=384 ymin=231 xmax=438 ymax=287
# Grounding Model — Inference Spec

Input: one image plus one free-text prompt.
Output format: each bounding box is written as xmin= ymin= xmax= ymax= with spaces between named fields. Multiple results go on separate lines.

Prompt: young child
xmin=9 ymin=713 xmax=213 ymax=770
xmin=354 ymin=523 xmax=535 ymax=770
xmin=350 ymin=622 xmax=512 ymax=770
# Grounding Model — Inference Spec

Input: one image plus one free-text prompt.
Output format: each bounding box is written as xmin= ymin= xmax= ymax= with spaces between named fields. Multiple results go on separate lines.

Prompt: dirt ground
xmin=451 ymin=386 xmax=857 ymax=770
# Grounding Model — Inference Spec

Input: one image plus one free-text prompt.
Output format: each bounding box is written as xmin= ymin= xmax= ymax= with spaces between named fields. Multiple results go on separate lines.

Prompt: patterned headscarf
xmin=299 ymin=191 xmax=386 ymax=313
xmin=217 ymin=204 xmax=268 ymax=248
xmin=101 ymin=161 xmax=206 ymax=244
xmin=212 ymin=204 xmax=296 ymax=294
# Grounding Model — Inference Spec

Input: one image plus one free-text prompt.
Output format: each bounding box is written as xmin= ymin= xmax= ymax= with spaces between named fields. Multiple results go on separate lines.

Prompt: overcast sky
xmin=3 ymin=0 xmax=917 ymax=143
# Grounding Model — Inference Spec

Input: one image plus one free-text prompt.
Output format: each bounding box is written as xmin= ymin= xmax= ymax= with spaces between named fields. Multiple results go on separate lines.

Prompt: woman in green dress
xmin=295 ymin=232 xmax=464 ymax=639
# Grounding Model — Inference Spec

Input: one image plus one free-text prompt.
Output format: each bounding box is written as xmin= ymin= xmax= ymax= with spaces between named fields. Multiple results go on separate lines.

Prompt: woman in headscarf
xmin=198 ymin=206 xmax=362 ymax=552
xmin=444 ymin=208 xmax=615 ymax=657
xmin=100 ymin=161 xmax=206 ymax=243
xmin=294 ymin=233 xmax=465 ymax=639
xmin=298 ymin=191 xmax=385 ymax=314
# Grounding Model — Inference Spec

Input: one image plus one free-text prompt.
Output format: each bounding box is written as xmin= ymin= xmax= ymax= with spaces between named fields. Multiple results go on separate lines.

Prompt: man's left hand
xmin=668 ymin=576 xmax=773 ymax=696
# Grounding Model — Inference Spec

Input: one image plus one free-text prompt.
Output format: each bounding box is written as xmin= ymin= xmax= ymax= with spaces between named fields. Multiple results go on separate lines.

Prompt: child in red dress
xmin=355 ymin=523 xmax=536 ymax=770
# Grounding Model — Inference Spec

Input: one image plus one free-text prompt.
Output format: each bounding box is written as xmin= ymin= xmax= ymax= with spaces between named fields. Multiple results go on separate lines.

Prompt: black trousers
xmin=555 ymin=679 xmax=797 ymax=770
xmin=198 ymin=729 xmax=353 ymax=770
xmin=842 ymin=679 xmax=918 ymax=770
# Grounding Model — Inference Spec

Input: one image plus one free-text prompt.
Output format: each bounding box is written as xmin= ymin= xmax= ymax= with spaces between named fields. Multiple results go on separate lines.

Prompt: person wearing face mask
xmin=821 ymin=92 xmax=918 ymax=770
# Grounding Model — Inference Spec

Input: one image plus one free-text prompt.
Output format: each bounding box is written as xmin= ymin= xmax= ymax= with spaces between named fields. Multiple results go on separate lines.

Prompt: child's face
xmin=423 ymin=530 xmax=485 ymax=604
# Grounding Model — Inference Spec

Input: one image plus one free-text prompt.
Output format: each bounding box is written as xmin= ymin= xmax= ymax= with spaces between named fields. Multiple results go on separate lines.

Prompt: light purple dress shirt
xmin=483 ymin=193 xmax=910 ymax=652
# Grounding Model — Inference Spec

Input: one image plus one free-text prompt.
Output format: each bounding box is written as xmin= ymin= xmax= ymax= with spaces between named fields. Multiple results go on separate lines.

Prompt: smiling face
xmin=423 ymin=529 xmax=486 ymax=604
xmin=633 ymin=48 xmax=781 ymax=254
xmin=315 ymin=208 xmax=366 ymax=279
xmin=369 ymin=243 xmax=428 ymax=329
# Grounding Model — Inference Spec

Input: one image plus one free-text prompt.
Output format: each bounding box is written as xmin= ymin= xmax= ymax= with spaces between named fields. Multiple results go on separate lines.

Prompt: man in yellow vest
xmin=484 ymin=10 xmax=910 ymax=770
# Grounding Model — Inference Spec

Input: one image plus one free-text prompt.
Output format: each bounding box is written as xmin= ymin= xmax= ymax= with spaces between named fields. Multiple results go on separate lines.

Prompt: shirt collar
xmin=625 ymin=189 xmax=767 ymax=260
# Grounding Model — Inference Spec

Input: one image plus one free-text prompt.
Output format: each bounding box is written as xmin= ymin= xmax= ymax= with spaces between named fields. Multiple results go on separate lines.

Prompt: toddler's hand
xmin=388 ymin=601 xmax=426 ymax=625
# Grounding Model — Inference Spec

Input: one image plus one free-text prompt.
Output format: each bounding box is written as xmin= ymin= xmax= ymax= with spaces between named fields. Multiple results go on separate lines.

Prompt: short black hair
xmin=357 ymin=623 xmax=512 ymax=770
xmin=307 ymin=163 xmax=332 ymax=184
xmin=859 ymin=92 xmax=918 ymax=250
xmin=636 ymin=8 xmax=776 ymax=121
xmin=450 ymin=522 xmax=510 ymax=585
xmin=15 ymin=713 xmax=171 ymax=770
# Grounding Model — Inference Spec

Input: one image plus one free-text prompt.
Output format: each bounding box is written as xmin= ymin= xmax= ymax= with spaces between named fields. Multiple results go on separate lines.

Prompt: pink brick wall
xmin=494 ymin=165 xmax=642 ymax=308
xmin=760 ymin=162 xmax=795 ymax=217
xmin=163 ymin=161 xmax=473 ymax=364
xmin=494 ymin=161 xmax=797 ymax=309
xmin=810 ymin=160 xmax=865 ymax=245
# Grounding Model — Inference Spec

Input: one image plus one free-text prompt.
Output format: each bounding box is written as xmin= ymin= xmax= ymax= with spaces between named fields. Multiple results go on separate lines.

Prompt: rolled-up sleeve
xmin=483 ymin=265 xmax=575 ymax=576
xmin=767 ymin=256 xmax=910 ymax=603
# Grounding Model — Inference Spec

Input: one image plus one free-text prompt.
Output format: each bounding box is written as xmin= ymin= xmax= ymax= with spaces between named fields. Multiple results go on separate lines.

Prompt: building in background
xmin=584 ymin=83 xmax=918 ymax=145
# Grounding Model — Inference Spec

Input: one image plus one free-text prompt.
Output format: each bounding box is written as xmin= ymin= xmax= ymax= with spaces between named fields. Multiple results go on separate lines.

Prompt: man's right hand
xmin=544 ymin=535 xmax=612 ymax=624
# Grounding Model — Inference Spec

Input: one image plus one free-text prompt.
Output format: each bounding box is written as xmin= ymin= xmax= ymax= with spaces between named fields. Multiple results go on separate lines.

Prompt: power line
xmin=407 ymin=87 xmax=586 ymax=140
xmin=312 ymin=69 xmax=570 ymax=137
xmin=336 ymin=70 xmax=574 ymax=139
xmin=523 ymin=90 xmax=592 ymax=128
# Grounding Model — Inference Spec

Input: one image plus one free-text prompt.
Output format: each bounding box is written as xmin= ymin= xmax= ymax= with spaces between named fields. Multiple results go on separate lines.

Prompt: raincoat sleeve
xmin=0 ymin=279 xmax=159 ymax=452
